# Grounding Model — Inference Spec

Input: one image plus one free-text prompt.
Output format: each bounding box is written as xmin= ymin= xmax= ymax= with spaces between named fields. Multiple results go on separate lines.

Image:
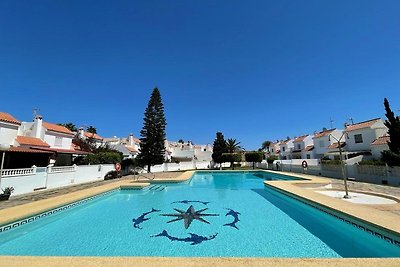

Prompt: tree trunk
xmin=220 ymin=163 xmax=222 ymax=170
xmin=231 ymin=161 xmax=234 ymax=170
xmin=253 ymin=162 xmax=255 ymax=169
xmin=147 ymin=164 xmax=151 ymax=173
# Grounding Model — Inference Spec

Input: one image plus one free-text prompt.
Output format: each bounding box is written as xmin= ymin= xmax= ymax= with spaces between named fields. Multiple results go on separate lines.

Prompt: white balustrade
xmin=48 ymin=165 xmax=76 ymax=173
xmin=1 ymin=167 xmax=35 ymax=177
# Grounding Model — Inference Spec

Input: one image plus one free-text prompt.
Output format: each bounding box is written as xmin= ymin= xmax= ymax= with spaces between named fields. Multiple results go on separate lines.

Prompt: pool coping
xmin=0 ymin=170 xmax=400 ymax=266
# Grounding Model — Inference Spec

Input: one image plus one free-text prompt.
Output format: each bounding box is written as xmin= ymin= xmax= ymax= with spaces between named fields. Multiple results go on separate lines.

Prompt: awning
xmin=30 ymin=147 xmax=91 ymax=155
xmin=8 ymin=147 xmax=54 ymax=154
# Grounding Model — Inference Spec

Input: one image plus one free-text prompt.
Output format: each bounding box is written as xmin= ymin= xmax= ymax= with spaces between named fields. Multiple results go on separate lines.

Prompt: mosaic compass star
xmin=161 ymin=205 xmax=219 ymax=229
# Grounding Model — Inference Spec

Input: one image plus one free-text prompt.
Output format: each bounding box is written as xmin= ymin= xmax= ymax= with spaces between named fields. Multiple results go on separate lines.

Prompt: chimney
xmin=78 ymin=127 xmax=85 ymax=138
xmin=129 ymin=133 xmax=134 ymax=146
xmin=32 ymin=115 xmax=43 ymax=138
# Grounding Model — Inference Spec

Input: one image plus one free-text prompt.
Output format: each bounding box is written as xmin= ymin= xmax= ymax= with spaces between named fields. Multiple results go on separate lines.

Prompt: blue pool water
xmin=0 ymin=171 xmax=399 ymax=257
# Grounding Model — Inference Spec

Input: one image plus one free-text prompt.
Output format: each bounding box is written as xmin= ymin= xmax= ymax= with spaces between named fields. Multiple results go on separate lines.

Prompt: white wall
xmin=0 ymin=122 xmax=19 ymax=146
xmin=371 ymin=144 xmax=388 ymax=160
xmin=1 ymin=164 xmax=115 ymax=196
xmin=44 ymin=132 xmax=73 ymax=149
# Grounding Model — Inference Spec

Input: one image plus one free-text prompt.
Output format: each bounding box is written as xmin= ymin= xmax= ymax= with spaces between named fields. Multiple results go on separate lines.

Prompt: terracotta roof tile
xmin=294 ymin=135 xmax=309 ymax=143
xmin=42 ymin=122 xmax=74 ymax=135
xmin=9 ymin=146 xmax=53 ymax=154
xmin=125 ymin=145 xmax=138 ymax=153
xmin=371 ymin=135 xmax=390 ymax=146
xmin=16 ymin=136 xmax=50 ymax=147
xmin=304 ymin=145 xmax=314 ymax=152
xmin=328 ymin=142 xmax=346 ymax=149
xmin=84 ymin=132 xmax=103 ymax=140
xmin=0 ymin=112 xmax=21 ymax=125
xmin=313 ymin=129 xmax=335 ymax=139
xmin=344 ymin=118 xmax=381 ymax=132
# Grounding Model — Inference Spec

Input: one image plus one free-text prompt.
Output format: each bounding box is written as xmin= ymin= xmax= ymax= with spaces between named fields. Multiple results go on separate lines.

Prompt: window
xmin=282 ymin=147 xmax=285 ymax=152
xmin=297 ymin=144 xmax=301 ymax=150
xmin=306 ymin=154 xmax=311 ymax=159
xmin=271 ymin=148 xmax=274 ymax=153
xmin=354 ymin=134 xmax=363 ymax=144
xmin=319 ymin=140 xmax=325 ymax=147
xmin=55 ymin=136 xmax=62 ymax=147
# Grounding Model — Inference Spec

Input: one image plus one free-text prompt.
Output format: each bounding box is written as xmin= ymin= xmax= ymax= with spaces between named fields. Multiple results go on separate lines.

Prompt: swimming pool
xmin=0 ymin=171 xmax=399 ymax=257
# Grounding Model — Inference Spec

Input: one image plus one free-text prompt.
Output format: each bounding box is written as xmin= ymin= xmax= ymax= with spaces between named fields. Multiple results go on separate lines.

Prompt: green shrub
xmin=321 ymin=159 xmax=342 ymax=165
xmin=266 ymin=155 xmax=278 ymax=164
xmin=245 ymin=152 xmax=263 ymax=169
xmin=381 ymin=150 xmax=400 ymax=167
xmin=104 ymin=170 xmax=119 ymax=180
xmin=358 ymin=159 xmax=386 ymax=166
xmin=87 ymin=152 xmax=122 ymax=165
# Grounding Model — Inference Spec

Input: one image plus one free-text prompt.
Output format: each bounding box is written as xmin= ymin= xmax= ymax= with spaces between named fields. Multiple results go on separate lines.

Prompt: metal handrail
xmin=133 ymin=167 xmax=155 ymax=181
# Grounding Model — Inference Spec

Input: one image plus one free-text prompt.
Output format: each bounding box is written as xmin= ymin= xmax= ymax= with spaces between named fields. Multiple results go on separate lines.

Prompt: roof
xmin=313 ymin=129 xmax=335 ymax=139
xmin=328 ymin=142 xmax=346 ymax=149
xmin=8 ymin=146 xmax=53 ymax=154
xmin=0 ymin=112 xmax=21 ymax=125
xmin=42 ymin=122 xmax=74 ymax=136
xmin=125 ymin=145 xmax=138 ymax=153
xmin=131 ymin=137 xmax=141 ymax=143
xmin=344 ymin=118 xmax=381 ymax=132
xmin=32 ymin=147 xmax=91 ymax=155
xmin=281 ymin=139 xmax=292 ymax=145
xmin=304 ymin=145 xmax=314 ymax=152
xmin=371 ymin=135 xmax=390 ymax=146
xmin=84 ymin=132 xmax=103 ymax=140
xmin=294 ymin=135 xmax=309 ymax=143
xmin=16 ymin=136 xmax=50 ymax=147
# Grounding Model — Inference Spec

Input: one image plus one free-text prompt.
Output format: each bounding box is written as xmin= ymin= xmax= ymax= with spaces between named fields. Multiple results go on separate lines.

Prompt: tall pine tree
xmin=137 ymin=88 xmax=167 ymax=172
xmin=212 ymin=132 xmax=227 ymax=169
xmin=382 ymin=98 xmax=400 ymax=166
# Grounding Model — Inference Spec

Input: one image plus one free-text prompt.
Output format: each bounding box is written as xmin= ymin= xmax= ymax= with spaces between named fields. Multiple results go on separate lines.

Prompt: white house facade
xmin=312 ymin=128 xmax=344 ymax=159
xmin=344 ymin=118 xmax=388 ymax=155
xmin=279 ymin=139 xmax=294 ymax=160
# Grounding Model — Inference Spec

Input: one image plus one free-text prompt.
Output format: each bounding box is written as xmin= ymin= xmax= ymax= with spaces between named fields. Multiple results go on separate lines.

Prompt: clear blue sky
xmin=1 ymin=0 xmax=399 ymax=150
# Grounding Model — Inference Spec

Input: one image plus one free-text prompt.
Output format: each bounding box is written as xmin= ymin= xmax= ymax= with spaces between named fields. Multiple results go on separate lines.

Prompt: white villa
xmin=344 ymin=118 xmax=388 ymax=156
xmin=312 ymin=128 xmax=344 ymax=159
xmin=370 ymin=135 xmax=390 ymax=159
xmin=267 ymin=141 xmax=281 ymax=158
xmin=292 ymin=135 xmax=315 ymax=159
xmin=165 ymin=140 xmax=213 ymax=162
xmin=279 ymin=139 xmax=294 ymax=160
xmin=104 ymin=134 xmax=141 ymax=159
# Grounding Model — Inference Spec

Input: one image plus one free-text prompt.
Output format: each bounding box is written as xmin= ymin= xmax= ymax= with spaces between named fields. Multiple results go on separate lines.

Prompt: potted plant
xmin=0 ymin=186 xmax=14 ymax=201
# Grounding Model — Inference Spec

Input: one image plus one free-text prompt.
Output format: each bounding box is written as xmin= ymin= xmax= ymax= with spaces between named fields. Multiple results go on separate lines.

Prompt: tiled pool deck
xmin=0 ymin=170 xmax=400 ymax=267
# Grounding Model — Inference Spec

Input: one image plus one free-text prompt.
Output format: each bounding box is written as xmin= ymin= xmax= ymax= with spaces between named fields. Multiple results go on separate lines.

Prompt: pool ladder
xmin=133 ymin=167 xmax=155 ymax=181
xmin=143 ymin=185 xmax=166 ymax=192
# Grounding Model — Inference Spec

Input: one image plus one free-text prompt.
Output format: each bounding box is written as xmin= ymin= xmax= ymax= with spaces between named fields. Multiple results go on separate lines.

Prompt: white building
xmin=77 ymin=128 xmax=103 ymax=148
xmin=0 ymin=112 xmax=21 ymax=147
xmin=312 ymin=128 xmax=344 ymax=159
xmin=279 ymin=139 xmax=294 ymax=160
xmin=292 ymin=135 xmax=315 ymax=159
xmin=267 ymin=141 xmax=281 ymax=158
xmin=344 ymin=118 xmax=388 ymax=156
xmin=165 ymin=140 xmax=213 ymax=162
xmin=104 ymin=134 xmax=141 ymax=159
xmin=370 ymin=135 xmax=390 ymax=160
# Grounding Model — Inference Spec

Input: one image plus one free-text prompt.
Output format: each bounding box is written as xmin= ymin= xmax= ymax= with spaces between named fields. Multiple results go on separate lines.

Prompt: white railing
xmin=1 ymin=167 xmax=36 ymax=177
xmin=48 ymin=165 xmax=76 ymax=173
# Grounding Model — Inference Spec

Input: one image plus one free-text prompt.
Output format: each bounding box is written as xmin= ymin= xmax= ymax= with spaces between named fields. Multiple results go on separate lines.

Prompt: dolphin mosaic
xmin=171 ymin=200 xmax=210 ymax=205
xmin=223 ymin=208 xmax=241 ymax=230
xmin=132 ymin=208 xmax=160 ymax=229
xmin=152 ymin=230 xmax=218 ymax=245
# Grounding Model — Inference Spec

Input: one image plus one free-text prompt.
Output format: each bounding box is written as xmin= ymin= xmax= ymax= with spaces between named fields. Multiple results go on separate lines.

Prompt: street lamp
xmin=0 ymin=144 xmax=10 ymax=190
xmin=328 ymin=133 xmax=350 ymax=199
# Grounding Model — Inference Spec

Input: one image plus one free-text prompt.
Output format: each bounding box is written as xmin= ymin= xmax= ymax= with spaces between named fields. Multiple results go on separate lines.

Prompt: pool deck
xmin=1 ymin=170 xmax=400 ymax=266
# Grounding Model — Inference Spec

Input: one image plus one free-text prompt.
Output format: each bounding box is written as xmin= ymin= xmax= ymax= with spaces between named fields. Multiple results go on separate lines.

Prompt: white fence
xmin=0 ymin=164 xmax=115 ymax=196
xmin=146 ymin=161 xmax=211 ymax=173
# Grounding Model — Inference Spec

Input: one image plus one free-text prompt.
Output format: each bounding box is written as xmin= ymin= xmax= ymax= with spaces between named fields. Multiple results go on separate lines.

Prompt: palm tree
xmin=226 ymin=138 xmax=242 ymax=153
xmin=225 ymin=138 xmax=243 ymax=169
xmin=86 ymin=126 xmax=97 ymax=134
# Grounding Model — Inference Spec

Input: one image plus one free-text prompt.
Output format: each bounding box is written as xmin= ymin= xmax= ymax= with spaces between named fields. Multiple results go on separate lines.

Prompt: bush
xmin=86 ymin=152 xmax=122 ymax=165
xmin=321 ymin=159 xmax=342 ymax=165
xmin=245 ymin=152 xmax=263 ymax=169
xmin=358 ymin=159 xmax=386 ymax=166
xmin=381 ymin=150 xmax=400 ymax=167
xmin=266 ymin=155 xmax=278 ymax=164
xmin=104 ymin=170 xmax=120 ymax=180
xmin=121 ymin=158 xmax=138 ymax=168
